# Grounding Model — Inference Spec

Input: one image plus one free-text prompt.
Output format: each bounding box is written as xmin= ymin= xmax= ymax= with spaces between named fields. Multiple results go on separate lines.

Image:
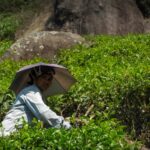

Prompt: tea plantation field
xmin=0 ymin=34 xmax=150 ymax=149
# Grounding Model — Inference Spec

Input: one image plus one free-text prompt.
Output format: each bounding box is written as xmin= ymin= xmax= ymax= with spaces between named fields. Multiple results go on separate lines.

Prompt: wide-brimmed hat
xmin=9 ymin=62 xmax=76 ymax=97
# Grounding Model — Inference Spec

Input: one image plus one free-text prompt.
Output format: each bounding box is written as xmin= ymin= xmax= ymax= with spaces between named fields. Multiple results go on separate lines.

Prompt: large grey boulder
xmin=15 ymin=0 xmax=145 ymax=37
xmin=3 ymin=31 xmax=85 ymax=61
xmin=47 ymin=0 xmax=144 ymax=35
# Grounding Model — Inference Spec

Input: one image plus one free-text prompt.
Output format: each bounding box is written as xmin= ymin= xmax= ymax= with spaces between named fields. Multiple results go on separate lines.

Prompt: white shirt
xmin=0 ymin=84 xmax=64 ymax=136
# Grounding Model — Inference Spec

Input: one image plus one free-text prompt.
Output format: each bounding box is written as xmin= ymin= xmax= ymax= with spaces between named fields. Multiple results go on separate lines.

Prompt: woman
xmin=0 ymin=67 xmax=71 ymax=136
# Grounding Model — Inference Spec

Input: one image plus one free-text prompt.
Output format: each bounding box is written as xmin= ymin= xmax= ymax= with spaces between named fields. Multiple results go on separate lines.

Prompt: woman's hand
xmin=62 ymin=121 xmax=72 ymax=129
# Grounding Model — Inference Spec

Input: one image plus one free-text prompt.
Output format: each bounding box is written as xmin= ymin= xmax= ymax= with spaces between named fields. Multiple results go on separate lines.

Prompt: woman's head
xmin=29 ymin=66 xmax=55 ymax=91
xmin=35 ymin=73 xmax=53 ymax=91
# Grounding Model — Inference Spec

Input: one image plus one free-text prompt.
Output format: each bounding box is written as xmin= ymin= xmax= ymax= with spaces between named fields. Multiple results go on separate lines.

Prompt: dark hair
xmin=28 ymin=66 xmax=55 ymax=85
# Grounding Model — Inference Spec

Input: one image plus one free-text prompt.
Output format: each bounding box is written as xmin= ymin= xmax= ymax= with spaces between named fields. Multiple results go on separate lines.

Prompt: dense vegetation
xmin=0 ymin=0 xmax=42 ymax=40
xmin=0 ymin=0 xmax=150 ymax=149
xmin=0 ymin=34 xmax=150 ymax=149
xmin=0 ymin=0 xmax=41 ymax=12
xmin=56 ymin=35 xmax=150 ymax=147
xmin=0 ymin=119 xmax=140 ymax=150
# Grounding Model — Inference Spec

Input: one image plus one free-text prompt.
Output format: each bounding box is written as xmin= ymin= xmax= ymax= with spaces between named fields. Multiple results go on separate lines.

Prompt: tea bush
xmin=0 ymin=118 xmax=140 ymax=150
xmin=0 ymin=34 xmax=149 ymax=148
xmin=54 ymin=34 xmax=150 ymax=146
xmin=0 ymin=40 xmax=12 ymax=56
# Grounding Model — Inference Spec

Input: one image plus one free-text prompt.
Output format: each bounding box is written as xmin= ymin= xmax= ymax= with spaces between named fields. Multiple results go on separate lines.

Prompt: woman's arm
xmin=21 ymin=91 xmax=64 ymax=128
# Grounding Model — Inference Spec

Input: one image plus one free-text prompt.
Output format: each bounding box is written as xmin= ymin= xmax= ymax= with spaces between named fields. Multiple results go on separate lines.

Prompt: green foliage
xmin=0 ymin=0 xmax=42 ymax=12
xmin=0 ymin=90 xmax=15 ymax=121
xmin=0 ymin=0 xmax=149 ymax=146
xmin=0 ymin=0 xmax=43 ymax=40
xmin=0 ymin=13 xmax=22 ymax=40
xmin=0 ymin=118 xmax=140 ymax=150
xmin=0 ymin=40 xmax=12 ymax=56
xmin=0 ymin=35 xmax=149 ymax=148
xmin=55 ymin=34 xmax=150 ymax=109
xmin=54 ymin=34 xmax=150 ymax=146
xmin=0 ymin=0 xmax=27 ymax=12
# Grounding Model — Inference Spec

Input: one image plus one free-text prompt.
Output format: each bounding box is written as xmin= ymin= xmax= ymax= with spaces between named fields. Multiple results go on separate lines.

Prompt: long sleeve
xmin=20 ymin=86 xmax=64 ymax=128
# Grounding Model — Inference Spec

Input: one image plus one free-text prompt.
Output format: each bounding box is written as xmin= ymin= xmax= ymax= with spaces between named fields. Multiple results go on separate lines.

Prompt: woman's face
xmin=35 ymin=74 xmax=53 ymax=91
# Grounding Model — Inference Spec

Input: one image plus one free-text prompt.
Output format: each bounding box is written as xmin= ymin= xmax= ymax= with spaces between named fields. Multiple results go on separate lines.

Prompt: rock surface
xmin=3 ymin=31 xmax=85 ymax=61
xmin=144 ymin=19 xmax=150 ymax=33
xmin=2 ymin=0 xmax=149 ymax=61
xmin=47 ymin=0 xmax=144 ymax=35
xmin=15 ymin=0 xmax=146 ymax=37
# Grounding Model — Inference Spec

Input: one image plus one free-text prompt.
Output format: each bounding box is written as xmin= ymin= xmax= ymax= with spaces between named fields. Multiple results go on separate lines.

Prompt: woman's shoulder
xmin=19 ymin=84 xmax=41 ymax=95
xmin=25 ymin=84 xmax=40 ymax=92
xmin=17 ymin=85 xmax=43 ymax=103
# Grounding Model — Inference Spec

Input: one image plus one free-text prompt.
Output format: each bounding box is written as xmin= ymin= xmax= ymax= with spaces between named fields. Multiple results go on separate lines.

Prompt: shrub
xmin=0 ymin=13 xmax=22 ymax=40
xmin=54 ymin=34 xmax=150 ymax=146
xmin=0 ymin=118 xmax=140 ymax=150
xmin=0 ymin=0 xmax=42 ymax=12
xmin=0 ymin=40 xmax=12 ymax=56
xmin=0 ymin=35 xmax=149 ymax=148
